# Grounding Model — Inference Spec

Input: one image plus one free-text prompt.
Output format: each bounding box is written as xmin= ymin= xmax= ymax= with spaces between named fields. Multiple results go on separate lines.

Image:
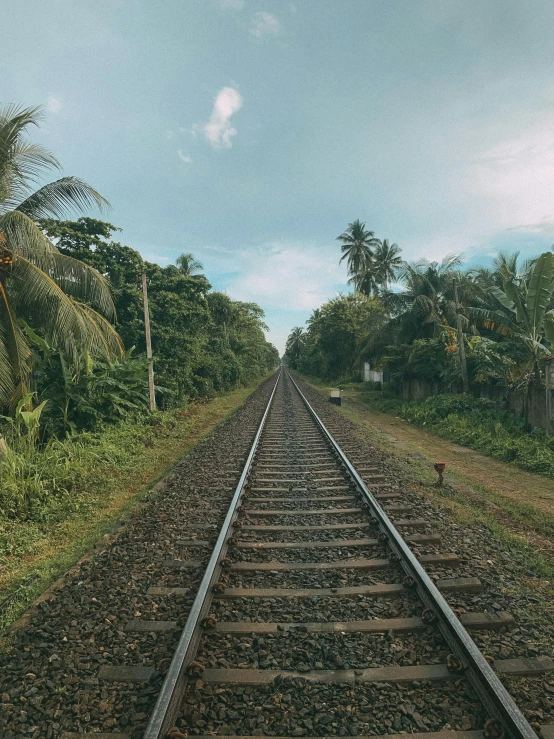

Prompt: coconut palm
xmin=0 ymin=104 xmax=123 ymax=411
xmin=176 ymin=252 xmax=204 ymax=277
xmin=356 ymin=239 xmax=403 ymax=296
xmin=373 ymin=239 xmax=403 ymax=287
xmin=336 ymin=220 xmax=379 ymax=291
xmin=285 ymin=327 xmax=305 ymax=367
xmin=360 ymin=254 xmax=463 ymax=358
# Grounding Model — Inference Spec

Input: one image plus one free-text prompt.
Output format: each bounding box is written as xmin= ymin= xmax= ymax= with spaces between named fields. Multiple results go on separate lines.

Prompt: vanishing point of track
xmin=143 ymin=369 xmax=548 ymax=739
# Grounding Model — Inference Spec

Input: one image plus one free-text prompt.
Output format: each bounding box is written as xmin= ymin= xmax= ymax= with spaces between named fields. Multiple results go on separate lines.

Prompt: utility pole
xmin=142 ymin=272 xmax=156 ymax=411
xmin=453 ymin=280 xmax=469 ymax=394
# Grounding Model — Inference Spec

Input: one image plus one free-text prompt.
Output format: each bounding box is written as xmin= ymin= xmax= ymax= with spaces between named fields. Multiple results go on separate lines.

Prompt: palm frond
xmin=1 ymin=211 xmax=116 ymax=319
xmin=33 ymin=250 xmax=116 ymax=320
xmin=75 ymin=302 xmax=125 ymax=360
xmin=0 ymin=106 xmax=60 ymax=211
xmin=8 ymin=255 xmax=89 ymax=369
xmin=16 ymin=176 xmax=110 ymax=219
xmin=0 ymin=209 xmax=58 ymax=254
xmin=0 ymin=281 xmax=32 ymax=409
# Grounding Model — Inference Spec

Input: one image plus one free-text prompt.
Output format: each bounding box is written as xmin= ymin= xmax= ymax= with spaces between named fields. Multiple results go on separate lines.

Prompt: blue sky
xmin=4 ymin=0 xmax=554 ymax=352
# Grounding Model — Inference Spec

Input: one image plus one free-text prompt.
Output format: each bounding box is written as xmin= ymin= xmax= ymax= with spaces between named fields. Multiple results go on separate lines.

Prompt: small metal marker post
xmin=434 ymin=461 xmax=446 ymax=486
xmin=142 ymin=272 xmax=156 ymax=412
xmin=329 ymin=388 xmax=342 ymax=406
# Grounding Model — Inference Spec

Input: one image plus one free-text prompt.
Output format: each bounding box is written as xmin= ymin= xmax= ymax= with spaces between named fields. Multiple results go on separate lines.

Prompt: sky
xmin=4 ymin=0 xmax=554 ymax=352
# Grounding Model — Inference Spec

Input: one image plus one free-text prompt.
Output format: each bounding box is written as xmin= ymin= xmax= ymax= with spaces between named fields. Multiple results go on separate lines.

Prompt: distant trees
xmin=286 ymin=294 xmax=383 ymax=379
xmin=40 ymin=218 xmax=279 ymax=406
xmin=285 ymin=327 xmax=305 ymax=367
xmin=285 ymin=218 xmax=554 ymax=389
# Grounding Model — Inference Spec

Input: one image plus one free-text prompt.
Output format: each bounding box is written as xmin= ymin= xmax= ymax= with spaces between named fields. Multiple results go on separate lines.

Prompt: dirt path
xmin=344 ymin=391 xmax=554 ymax=507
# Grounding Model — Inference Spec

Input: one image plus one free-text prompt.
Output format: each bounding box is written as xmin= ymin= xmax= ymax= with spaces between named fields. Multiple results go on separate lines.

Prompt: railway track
xmin=142 ymin=369 xmax=553 ymax=739
xmin=2 ymin=370 xmax=553 ymax=739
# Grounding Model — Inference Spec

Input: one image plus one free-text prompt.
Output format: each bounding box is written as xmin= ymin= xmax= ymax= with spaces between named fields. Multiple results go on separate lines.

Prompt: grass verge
xmin=0 ymin=377 xmax=267 ymax=631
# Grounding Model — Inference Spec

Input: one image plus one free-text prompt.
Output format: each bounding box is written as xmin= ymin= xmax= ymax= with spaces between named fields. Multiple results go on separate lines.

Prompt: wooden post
xmin=453 ymin=280 xmax=469 ymax=394
xmin=142 ymin=272 xmax=156 ymax=411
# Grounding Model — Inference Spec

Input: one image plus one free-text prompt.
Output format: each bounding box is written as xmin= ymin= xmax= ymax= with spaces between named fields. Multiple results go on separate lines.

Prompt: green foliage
xmin=471 ymin=251 xmax=554 ymax=379
xmin=285 ymin=294 xmax=383 ymax=380
xmin=39 ymin=218 xmax=278 ymax=408
xmin=383 ymin=339 xmax=449 ymax=386
xmin=0 ymin=404 xmax=173 ymax=521
xmin=293 ymin=244 xmax=554 ymax=397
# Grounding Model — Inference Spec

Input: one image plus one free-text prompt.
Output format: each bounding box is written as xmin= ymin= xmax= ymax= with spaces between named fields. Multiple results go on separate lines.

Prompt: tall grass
xmin=0 ymin=411 xmax=171 ymax=524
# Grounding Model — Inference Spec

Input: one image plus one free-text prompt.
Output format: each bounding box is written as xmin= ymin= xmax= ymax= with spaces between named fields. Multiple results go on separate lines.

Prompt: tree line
xmin=285 ymin=219 xmax=554 ymax=391
xmin=0 ymin=105 xmax=278 ymax=439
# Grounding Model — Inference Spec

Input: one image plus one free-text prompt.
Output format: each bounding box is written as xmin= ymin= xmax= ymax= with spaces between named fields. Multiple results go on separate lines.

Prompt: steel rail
xmin=143 ymin=369 xmax=282 ymax=739
xmin=287 ymin=370 xmax=537 ymax=739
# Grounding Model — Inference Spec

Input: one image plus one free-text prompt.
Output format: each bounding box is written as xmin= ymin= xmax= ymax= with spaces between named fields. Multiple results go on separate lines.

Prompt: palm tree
xmin=361 ymin=254 xmax=463 ymax=358
xmin=285 ymin=327 xmax=305 ymax=368
xmin=373 ymin=239 xmax=403 ymax=287
xmin=336 ymin=220 xmax=379 ymax=291
xmin=0 ymin=104 xmax=123 ymax=411
xmin=176 ymin=252 xmax=204 ymax=277
xmin=356 ymin=239 xmax=403 ymax=296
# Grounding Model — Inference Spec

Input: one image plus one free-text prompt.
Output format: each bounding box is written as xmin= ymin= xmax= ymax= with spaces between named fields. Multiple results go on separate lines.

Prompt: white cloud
xmin=223 ymin=241 xmax=344 ymax=310
xmin=46 ymin=96 xmax=61 ymax=114
xmin=250 ymin=11 xmax=281 ymax=38
xmin=220 ymin=0 xmax=244 ymax=9
xmin=202 ymin=87 xmax=243 ymax=149
xmin=505 ymin=218 xmax=554 ymax=236
xmin=470 ymin=117 xmax=554 ymax=231
xmin=177 ymin=149 xmax=192 ymax=163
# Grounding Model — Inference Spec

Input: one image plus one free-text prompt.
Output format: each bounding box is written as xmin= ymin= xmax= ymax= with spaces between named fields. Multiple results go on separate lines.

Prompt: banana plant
xmin=471 ymin=251 xmax=554 ymax=381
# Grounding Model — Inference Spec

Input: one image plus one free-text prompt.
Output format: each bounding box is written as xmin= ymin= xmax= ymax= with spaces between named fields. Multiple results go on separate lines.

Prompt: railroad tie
xmin=200 ymin=656 xmax=554 ymax=685
xmin=214 ymin=611 xmax=515 ymax=634
xmin=227 ymin=553 xmax=459 ymax=570
xmin=219 ymin=577 xmax=482 ymax=599
xmin=191 ymin=729 xmax=554 ymax=739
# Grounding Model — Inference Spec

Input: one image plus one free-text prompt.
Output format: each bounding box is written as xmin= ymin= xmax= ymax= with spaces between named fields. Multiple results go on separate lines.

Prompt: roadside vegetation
xmin=0 ymin=381 xmax=265 ymax=629
xmin=348 ymin=388 xmax=554 ymax=477
xmin=0 ymin=103 xmax=278 ymax=605
xmin=285 ymin=219 xmax=554 ymax=476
